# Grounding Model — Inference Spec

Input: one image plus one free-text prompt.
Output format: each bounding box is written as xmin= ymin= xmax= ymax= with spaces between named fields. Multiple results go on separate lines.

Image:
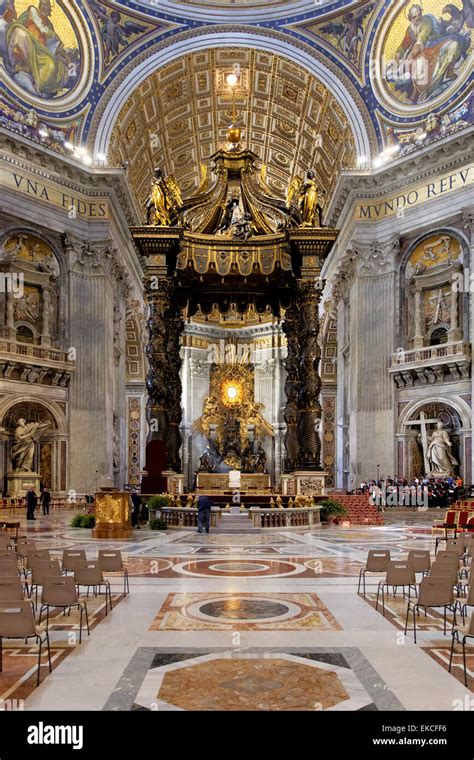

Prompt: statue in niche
xmin=11 ymin=418 xmax=50 ymax=472
xmin=145 ymin=167 xmax=182 ymax=226
xmin=427 ymin=422 xmax=458 ymax=476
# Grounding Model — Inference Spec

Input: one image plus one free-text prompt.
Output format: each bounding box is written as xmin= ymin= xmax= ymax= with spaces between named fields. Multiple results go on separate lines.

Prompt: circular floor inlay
xmin=174 ymin=559 xmax=303 ymax=578
xmin=209 ymin=562 xmax=269 ymax=573
xmin=199 ymin=599 xmax=290 ymax=620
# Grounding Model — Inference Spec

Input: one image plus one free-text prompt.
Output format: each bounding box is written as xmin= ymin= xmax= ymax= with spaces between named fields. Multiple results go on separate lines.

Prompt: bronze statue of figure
xmin=145 ymin=167 xmax=182 ymax=226
xmin=286 ymin=170 xmax=324 ymax=228
xmin=198 ymin=443 xmax=219 ymax=473
xmin=253 ymin=441 xmax=268 ymax=474
xmin=233 ymin=213 xmax=254 ymax=242
xmin=216 ymin=197 xmax=241 ymax=235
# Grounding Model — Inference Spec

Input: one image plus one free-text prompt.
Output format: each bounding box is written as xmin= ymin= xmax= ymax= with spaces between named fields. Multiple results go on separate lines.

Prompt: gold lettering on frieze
xmin=355 ymin=166 xmax=472 ymax=221
xmin=3 ymin=166 xmax=110 ymax=219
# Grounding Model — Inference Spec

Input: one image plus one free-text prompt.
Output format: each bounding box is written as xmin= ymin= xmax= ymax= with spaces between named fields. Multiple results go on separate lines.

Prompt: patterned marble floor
xmin=3 ymin=510 xmax=471 ymax=711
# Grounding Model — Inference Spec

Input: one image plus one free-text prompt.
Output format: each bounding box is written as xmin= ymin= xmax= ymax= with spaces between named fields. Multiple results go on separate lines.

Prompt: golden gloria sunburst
xmin=221 ymin=379 xmax=243 ymax=407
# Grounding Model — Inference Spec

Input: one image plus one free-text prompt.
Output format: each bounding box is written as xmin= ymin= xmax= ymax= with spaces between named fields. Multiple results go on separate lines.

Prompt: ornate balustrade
xmin=390 ymin=341 xmax=471 ymax=388
xmin=150 ymin=507 xmax=220 ymax=528
xmin=0 ymin=339 xmax=76 ymax=386
xmin=250 ymin=506 xmax=321 ymax=529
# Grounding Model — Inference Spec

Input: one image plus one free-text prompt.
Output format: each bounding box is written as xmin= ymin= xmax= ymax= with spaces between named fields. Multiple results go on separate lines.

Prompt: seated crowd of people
xmin=356 ymin=476 xmax=465 ymax=508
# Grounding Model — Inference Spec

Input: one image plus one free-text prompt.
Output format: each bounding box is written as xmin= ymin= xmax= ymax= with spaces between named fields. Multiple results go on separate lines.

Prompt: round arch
xmin=396 ymin=396 xmax=471 ymax=482
xmin=0 ymin=227 xmax=65 ymax=279
xmin=399 ymin=227 xmax=470 ymax=275
xmin=397 ymin=396 xmax=472 ymax=435
xmin=0 ymin=396 xmax=67 ymax=436
xmin=92 ymin=30 xmax=373 ymax=161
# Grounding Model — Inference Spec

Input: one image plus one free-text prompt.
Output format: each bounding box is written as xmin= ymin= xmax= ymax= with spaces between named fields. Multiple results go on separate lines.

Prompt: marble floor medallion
xmin=150 ymin=593 xmax=341 ymax=631
xmin=198 ymin=599 xmax=291 ymax=620
xmin=171 ymin=558 xmax=305 ymax=577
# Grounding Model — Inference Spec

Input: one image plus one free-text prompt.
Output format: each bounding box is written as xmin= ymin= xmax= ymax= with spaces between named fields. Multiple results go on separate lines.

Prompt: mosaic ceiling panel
xmin=109 ymin=48 xmax=356 ymax=209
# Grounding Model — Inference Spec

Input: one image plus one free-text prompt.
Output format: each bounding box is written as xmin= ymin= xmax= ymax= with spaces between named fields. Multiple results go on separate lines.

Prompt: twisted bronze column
xmin=166 ymin=302 xmax=184 ymax=472
xmin=282 ymin=303 xmax=301 ymax=471
xmin=144 ymin=277 xmax=184 ymax=472
xmin=144 ymin=277 xmax=172 ymax=448
xmin=296 ymin=280 xmax=322 ymax=470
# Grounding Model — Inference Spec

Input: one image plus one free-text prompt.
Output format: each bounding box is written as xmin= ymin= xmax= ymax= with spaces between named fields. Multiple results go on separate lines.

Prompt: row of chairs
xmin=0 ymin=544 xmax=130 ymax=687
xmin=358 ymin=537 xmax=474 ymax=686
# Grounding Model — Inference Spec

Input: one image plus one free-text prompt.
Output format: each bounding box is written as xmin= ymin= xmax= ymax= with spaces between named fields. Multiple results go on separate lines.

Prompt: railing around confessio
xmin=249 ymin=506 xmax=321 ymax=529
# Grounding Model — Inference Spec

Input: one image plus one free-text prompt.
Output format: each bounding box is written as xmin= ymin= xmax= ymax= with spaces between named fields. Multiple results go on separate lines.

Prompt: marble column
xmin=295 ymin=281 xmax=323 ymax=469
xmin=448 ymin=286 xmax=461 ymax=342
xmin=5 ymin=290 xmax=15 ymax=340
xmin=464 ymin=208 xmax=474 ymax=485
xmin=412 ymin=284 xmax=424 ymax=348
xmin=41 ymin=284 xmax=51 ymax=346
xmin=68 ymin=243 xmax=115 ymax=492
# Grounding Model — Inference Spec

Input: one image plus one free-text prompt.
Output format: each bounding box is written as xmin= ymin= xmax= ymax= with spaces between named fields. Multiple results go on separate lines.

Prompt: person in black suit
xmin=26 ymin=487 xmax=37 ymax=520
xmin=197 ymin=494 xmax=212 ymax=534
xmin=130 ymin=491 xmax=141 ymax=529
xmin=40 ymin=487 xmax=51 ymax=515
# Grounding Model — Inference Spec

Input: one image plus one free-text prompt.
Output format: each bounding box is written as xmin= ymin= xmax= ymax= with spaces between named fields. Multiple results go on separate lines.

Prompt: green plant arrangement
xmin=70 ymin=514 xmax=96 ymax=528
xmin=146 ymin=494 xmax=171 ymax=510
xmin=318 ymin=499 xmax=347 ymax=523
xmin=149 ymin=517 xmax=168 ymax=530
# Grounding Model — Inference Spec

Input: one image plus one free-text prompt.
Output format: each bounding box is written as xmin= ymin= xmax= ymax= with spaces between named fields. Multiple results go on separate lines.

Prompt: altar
xmin=196 ymin=472 xmax=271 ymax=493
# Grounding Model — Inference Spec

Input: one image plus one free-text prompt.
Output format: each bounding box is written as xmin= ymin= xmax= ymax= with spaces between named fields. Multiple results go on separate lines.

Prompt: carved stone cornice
xmin=0 ymin=129 xmax=140 ymax=226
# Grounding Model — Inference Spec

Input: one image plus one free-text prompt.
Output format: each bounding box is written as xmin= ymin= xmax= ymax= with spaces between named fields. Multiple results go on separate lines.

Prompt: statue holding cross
xmin=405 ymin=413 xmax=458 ymax=477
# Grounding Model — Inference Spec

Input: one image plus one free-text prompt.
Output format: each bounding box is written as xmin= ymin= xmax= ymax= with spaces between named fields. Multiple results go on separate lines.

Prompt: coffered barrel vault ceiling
xmin=109 ymin=48 xmax=356 ymax=210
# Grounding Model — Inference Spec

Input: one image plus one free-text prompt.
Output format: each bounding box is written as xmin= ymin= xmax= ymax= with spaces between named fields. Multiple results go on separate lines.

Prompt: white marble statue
xmin=427 ymin=421 xmax=458 ymax=477
xmin=11 ymin=418 xmax=50 ymax=472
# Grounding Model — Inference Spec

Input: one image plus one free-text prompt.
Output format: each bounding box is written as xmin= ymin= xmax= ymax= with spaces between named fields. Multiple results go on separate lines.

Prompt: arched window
xmin=16 ymin=325 xmax=35 ymax=344
xmin=429 ymin=327 xmax=448 ymax=346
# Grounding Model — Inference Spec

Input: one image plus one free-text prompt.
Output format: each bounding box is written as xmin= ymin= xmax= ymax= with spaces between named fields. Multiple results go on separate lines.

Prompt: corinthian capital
xmin=357 ymin=237 xmax=399 ymax=277
xmin=462 ymin=207 xmax=474 ymax=231
xmin=329 ymin=246 xmax=357 ymax=313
